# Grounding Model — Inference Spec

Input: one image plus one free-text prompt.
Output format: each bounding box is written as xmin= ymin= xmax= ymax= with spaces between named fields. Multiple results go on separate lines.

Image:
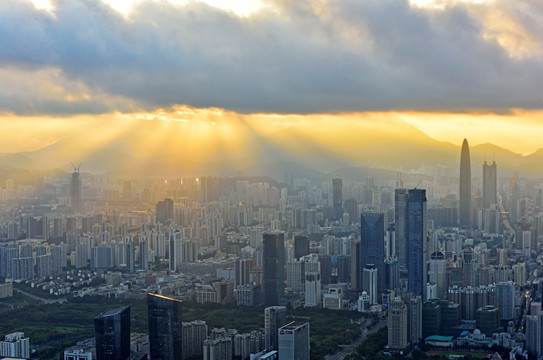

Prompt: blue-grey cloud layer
xmin=1 ymin=0 xmax=542 ymax=114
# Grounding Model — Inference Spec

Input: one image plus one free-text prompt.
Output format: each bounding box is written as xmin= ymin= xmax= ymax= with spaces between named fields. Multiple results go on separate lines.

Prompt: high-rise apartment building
xmin=496 ymin=281 xmax=515 ymax=320
xmin=182 ymin=320 xmax=207 ymax=360
xmin=278 ymin=322 xmax=310 ymax=360
xmin=483 ymin=161 xmax=497 ymax=208
xmin=0 ymin=332 xmax=29 ymax=358
xmin=263 ymin=232 xmax=285 ymax=306
xmin=147 ymin=293 xmax=183 ymax=360
xmin=94 ymin=306 xmax=130 ymax=360
xmin=265 ymin=306 xmax=287 ymax=352
xmin=526 ymin=314 xmax=543 ymax=358
xmin=169 ymin=229 xmax=182 ymax=272
xmin=360 ymin=212 xmax=385 ymax=296
xmin=459 ymin=138 xmax=471 ymax=228
xmin=70 ymin=166 xmax=82 ymax=213
xmin=156 ymin=198 xmax=174 ymax=224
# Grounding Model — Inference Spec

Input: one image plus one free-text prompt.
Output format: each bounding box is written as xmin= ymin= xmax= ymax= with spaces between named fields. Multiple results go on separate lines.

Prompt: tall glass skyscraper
xmin=394 ymin=189 xmax=408 ymax=271
xmin=263 ymin=232 xmax=285 ymax=306
xmin=459 ymin=138 xmax=471 ymax=228
xmin=94 ymin=306 xmax=130 ymax=360
xmin=265 ymin=306 xmax=287 ymax=351
xmin=360 ymin=212 xmax=385 ymax=296
xmin=147 ymin=293 xmax=183 ymax=360
xmin=406 ymin=189 xmax=427 ymax=299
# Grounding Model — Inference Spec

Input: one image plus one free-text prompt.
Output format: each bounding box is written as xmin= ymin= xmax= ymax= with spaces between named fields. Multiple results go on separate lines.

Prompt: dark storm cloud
xmin=0 ymin=0 xmax=542 ymax=115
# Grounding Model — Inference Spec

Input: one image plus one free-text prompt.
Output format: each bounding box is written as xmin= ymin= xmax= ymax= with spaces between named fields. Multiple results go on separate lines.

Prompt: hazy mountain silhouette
xmin=0 ymin=116 xmax=541 ymax=179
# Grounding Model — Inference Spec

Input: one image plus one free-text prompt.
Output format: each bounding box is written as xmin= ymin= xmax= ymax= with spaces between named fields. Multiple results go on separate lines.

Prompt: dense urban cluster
xmin=0 ymin=139 xmax=542 ymax=360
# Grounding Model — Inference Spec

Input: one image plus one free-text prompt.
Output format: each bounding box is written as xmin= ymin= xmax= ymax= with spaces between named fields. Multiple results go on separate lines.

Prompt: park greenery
xmin=1 ymin=293 xmax=363 ymax=360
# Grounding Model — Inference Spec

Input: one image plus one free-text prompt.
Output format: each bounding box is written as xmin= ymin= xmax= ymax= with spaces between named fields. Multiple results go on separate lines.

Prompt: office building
xmin=94 ymin=306 xmax=130 ymax=360
xmin=351 ymin=240 xmax=361 ymax=290
xmin=265 ymin=306 xmax=287 ymax=352
xmin=318 ymin=254 xmax=332 ymax=285
xmin=0 ymin=332 xmax=29 ymax=358
xmin=406 ymin=189 xmax=428 ymax=298
xmin=360 ymin=212 xmax=385 ymax=296
xmin=459 ymin=139 xmax=471 ymax=228
xmin=263 ymin=233 xmax=285 ymax=306
xmin=169 ymin=229 xmax=182 ymax=272
xmin=483 ymin=161 xmax=497 ymax=209
xmin=408 ymin=295 xmax=423 ymax=345
xmin=362 ymin=265 xmax=378 ymax=305
xmin=388 ymin=298 xmax=408 ymax=350
xmin=476 ymin=305 xmax=500 ymax=336
xmin=293 ymin=235 xmax=309 ymax=260
xmin=147 ymin=293 xmax=183 ymax=360
xmin=332 ymin=178 xmax=343 ymax=220
xmin=237 ymin=283 xmax=261 ymax=307
xmin=278 ymin=322 xmax=310 ymax=360
xmin=394 ymin=189 xmax=409 ymax=271
xmin=422 ymin=300 xmax=441 ymax=338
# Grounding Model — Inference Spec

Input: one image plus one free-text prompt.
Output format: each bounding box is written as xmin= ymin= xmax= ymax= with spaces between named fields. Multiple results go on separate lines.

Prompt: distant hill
xmin=0 ymin=116 xmax=542 ymax=179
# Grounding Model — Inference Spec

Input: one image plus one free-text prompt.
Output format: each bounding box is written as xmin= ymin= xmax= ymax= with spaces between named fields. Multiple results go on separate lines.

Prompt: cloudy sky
xmin=1 ymin=0 xmax=543 ymax=155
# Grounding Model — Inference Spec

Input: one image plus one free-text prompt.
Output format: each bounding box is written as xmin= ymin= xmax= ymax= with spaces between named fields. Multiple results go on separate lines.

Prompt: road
xmin=324 ymin=320 xmax=387 ymax=360
xmin=14 ymin=287 xmax=67 ymax=304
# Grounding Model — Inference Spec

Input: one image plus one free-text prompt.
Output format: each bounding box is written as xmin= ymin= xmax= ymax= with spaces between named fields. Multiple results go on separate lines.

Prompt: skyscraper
xmin=70 ymin=165 xmax=82 ymax=213
xmin=147 ymin=293 xmax=183 ymax=360
xmin=351 ymin=240 xmax=361 ymax=290
xmin=263 ymin=232 xmax=285 ymax=306
xmin=293 ymin=235 xmax=309 ymax=260
xmin=483 ymin=161 xmax=497 ymax=208
xmin=362 ymin=265 xmax=378 ymax=304
xmin=265 ymin=306 xmax=287 ymax=351
xmin=394 ymin=189 xmax=408 ymax=271
xmin=360 ymin=212 xmax=385 ymax=296
xmin=407 ymin=189 xmax=427 ymax=299
xmin=496 ymin=281 xmax=515 ymax=320
xmin=388 ymin=298 xmax=408 ymax=350
xmin=278 ymin=322 xmax=310 ymax=360
xmin=94 ymin=306 xmax=130 ymax=360
xmin=332 ymin=177 xmax=343 ymax=220
xmin=459 ymin=138 xmax=471 ymax=228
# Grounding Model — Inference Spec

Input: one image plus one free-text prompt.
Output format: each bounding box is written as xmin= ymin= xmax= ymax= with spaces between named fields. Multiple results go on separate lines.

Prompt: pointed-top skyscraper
xmin=459 ymin=139 xmax=471 ymax=228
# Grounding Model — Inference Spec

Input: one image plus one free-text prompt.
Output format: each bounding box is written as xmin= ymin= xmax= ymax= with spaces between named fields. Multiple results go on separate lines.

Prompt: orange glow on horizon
xmin=2 ymin=106 xmax=543 ymax=158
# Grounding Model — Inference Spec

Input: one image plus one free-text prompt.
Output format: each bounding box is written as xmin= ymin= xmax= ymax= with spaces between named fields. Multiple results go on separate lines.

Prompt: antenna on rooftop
xmin=71 ymin=162 xmax=81 ymax=173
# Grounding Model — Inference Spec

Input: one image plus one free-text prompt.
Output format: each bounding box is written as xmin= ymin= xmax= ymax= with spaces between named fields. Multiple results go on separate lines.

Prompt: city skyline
xmin=2 ymin=1 xmax=543 ymax=359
